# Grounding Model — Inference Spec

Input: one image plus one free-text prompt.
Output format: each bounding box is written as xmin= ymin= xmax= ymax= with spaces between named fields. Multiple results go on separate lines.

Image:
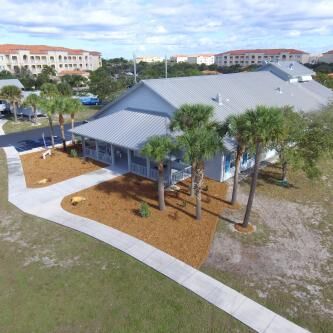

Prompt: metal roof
xmin=0 ymin=79 xmax=24 ymax=90
xmin=71 ymin=108 xmax=171 ymax=150
xmin=259 ymin=61 xmax=315 ymax=78
xmin=142 ymin=71 xmax=332 ymax=122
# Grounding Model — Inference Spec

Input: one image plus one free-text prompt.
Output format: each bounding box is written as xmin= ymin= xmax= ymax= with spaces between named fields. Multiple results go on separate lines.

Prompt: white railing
xmin=171 ymin=166 xmax=192 ymax=184
xmin=84 ymin=148 xmax=113 ymax=164
xmin=84 ymin=148 xmax=97 ymax=159
xmin=98 ymin=152 xmax=113 ymax=164
xmin=131 ymin=162 xmax=147 ymax=177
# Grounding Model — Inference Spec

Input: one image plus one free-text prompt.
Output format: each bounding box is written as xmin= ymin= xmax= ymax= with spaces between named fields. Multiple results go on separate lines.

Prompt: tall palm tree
xmin=220 ymin=114 xmax=250 ymax=205
xmin=170 ymin=104 xmax=215 ymax=196
xmin=55 ymin=97 xmax=68 ymax=152
xmin=141 ymin=136 xmax=175 ymax=210
xmin=65 ymin=98 xmax=83 ymax=144
xmin=24 ymin=93 xmax=40 ymax=124
xmin=38 ymin=98 xmax=58 ymax=149
xmin=0 ymin=85 xmax=22 ymax=123
xmin=241 ymin=106 xmax=284 ymax=228
xmin=178 ymin=126 xmax=223 ymax=220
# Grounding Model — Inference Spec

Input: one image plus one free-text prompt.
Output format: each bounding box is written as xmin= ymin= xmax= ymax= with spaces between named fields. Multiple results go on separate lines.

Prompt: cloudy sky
xmin=1 ymin=0 xmax=332 ymax=58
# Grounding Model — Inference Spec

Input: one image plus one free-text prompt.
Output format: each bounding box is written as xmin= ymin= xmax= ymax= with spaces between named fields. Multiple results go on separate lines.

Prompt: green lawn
xmin=2 ymin=105 xmax=101 ymax=134
xmin=0 ymin=149 xmax=251 ymax=333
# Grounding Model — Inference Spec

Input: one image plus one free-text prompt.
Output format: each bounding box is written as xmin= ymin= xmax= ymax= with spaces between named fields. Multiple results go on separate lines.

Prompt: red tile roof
xmin=215 ymin=48 xmax=308 ymax=56
xmin=0 ymin=44 xmax=101 ymax=56
xmin=323 ymin=50 xmax=333 ymax=55
xmin=58 ymin=70 xmax=90 ymax=76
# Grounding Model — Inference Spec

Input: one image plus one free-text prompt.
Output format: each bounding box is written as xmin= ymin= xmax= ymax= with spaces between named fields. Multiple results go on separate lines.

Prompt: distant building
xmin=0 ymin=44 xmax=102 ymax=75
xmin=58 ymin=69 xmax=90 ymax=79
xmin=215 ymin=49 xmax=309 ymax=67
xmin=135 ymin=56 xmax=163 ymax=63
xmin=320 ymin=50 xmax=333 ymax=64
xmin=170 ymin=54 xmax=215 ymax=65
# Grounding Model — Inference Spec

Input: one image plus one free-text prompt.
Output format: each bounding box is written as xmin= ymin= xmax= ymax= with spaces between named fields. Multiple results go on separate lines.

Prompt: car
xmin=78 ymin=96 xmax=101 ymax=105
xmin=0 ymin=100 xmax=7 ymax=113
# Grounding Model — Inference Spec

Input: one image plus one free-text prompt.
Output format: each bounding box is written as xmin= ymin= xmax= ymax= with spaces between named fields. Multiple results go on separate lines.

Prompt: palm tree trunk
xmin=195 ymin=161 xmax=204 ymax=221
xmin=59 ymin=114 xmax=67 ymax=152
xmin=158 ymin=163 xmax=165 ymax=210
xmin=71 ymin=113 xmax=75 ymax=144
xmin=282 ymin=161 xmax=288 ymax=182
xmin=13 ymin=102 xmax=18 ymax=123
xmin=48 ymin=116 xmax=55 ymax=149
xmin=231 ymin=147 xmax=243 ymax=205
xmin=190 ymin=162 xmax=196 ymax=196
xmin=243 ymin=143 xmax=261 ymax=227
xmin=33 ymin=106 xmax=37 ymax=124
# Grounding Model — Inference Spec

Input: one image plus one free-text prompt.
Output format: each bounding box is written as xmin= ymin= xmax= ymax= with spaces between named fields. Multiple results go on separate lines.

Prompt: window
xmin=23 ymin=55 xmax=28 ymax=61
xmin=59 ymin=55 xmax=62 ymax=60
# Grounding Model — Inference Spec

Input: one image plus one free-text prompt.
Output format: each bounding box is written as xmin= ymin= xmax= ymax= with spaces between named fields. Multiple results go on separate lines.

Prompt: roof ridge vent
xmin=216 ymin=93 xmax=223 ymax=105
xmin=289 ymin=63 xmax=294 ymax=70
xmin=276 ymin=87 xmax=283 ymax=94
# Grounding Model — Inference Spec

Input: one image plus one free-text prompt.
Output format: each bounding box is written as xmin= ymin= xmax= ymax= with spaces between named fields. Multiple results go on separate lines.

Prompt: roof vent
xmin=216 ymin=93 xmax=223 ymax=105
xmin=289 ymin=63 xmax=294 ymax=70
xmin=276 ymin=87 xmax=283 ymax=94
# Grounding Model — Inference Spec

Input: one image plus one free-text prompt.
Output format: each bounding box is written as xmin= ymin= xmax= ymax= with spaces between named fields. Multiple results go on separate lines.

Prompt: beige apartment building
xmin=320 ymin=50 xmax=333 ymax=63
xmin=170 ymin=54 xmax=215 ymax=65
xmin=215 ymin=49 xmax=309 ymax=67
xmin=135 ymin=56 xmax=164 ymax=63
xmin=0 ymin=44 xmax=102 ymax=75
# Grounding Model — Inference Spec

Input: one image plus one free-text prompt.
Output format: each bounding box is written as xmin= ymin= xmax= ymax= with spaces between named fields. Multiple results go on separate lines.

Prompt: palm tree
xmin=55 ymin=97 xmax=68 ymax=152
xmin=241 ymin=106 xmax=284 ymax=229
xmin=0 ymin=85 xmax=22 ymax=123
xmin=65 ymin=98 xmax=83 ymax=144
xmin=141 ymin=136 xmax=174 ymax=211
xmin=178 ymin=126 xmax=223 ymax=220
xmin=220 ymin=114 xmax=250 ymax=205
xmin=170 ymin=104 xmax=215 ymax=196
xmin=24 ymin=93 xmax=40 ymax=125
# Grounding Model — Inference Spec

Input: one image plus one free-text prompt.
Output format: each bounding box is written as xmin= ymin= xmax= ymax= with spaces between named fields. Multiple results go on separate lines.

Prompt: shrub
xmin=139 ymin=202 xmax=151 ymax=218
xmin=70 ymin=149 xmax=78 ymax=158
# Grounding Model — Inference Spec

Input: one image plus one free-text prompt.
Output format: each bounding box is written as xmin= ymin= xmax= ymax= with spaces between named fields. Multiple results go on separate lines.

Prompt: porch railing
xmin=171 ymin=166 xmax=192 ymax=184
xmin=98 ymin=151 xmax=113 ymax=164
xmin=84 ymin=148 xmax=97 ymax=159
xmin=84 ymin=148 xmax=112 ymax=164
xmin=131 ymin=162 xmax=147 ymax=178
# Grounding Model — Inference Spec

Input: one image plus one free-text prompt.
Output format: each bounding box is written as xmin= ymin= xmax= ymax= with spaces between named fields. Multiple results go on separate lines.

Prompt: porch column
xmin=81 ymin=136 xmax=85 ymax=156
xmin=146 ymin=158 xmax=150 ymax=178
xmin=127 ymin=149 xmax=132 ymax=171
xmin=95 ymin=140 xmax=99 ymax=159
xmin=167 ymin=159 xmax=171 ymax=184
xmin=111 ymin=144 xmax=115 ymax=165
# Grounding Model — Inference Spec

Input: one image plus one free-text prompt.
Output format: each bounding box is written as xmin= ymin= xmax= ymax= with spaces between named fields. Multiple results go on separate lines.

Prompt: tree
xmin=14 ymin=67 xmax=35 ymax=90
xmin=57 ymin=82 xmax=73 ymax=97
xmin=64 ymin=98 xmax=83 ymax=143
xmin=89 ymin=67 xmax=116 ymax=100
xmin=170 ymin=103 xmax=215 ymax=196
xmin=0 ymin=85 xmax=22 ymax=122
xmin=0 ymin=70 xmax=14 ymax=79
xmin=54 ymin=97 xmax=68 ymax=151
xmin=220 ymin=114 xmax=251 ymax=205
xmin=40 ymin=83 xmax=59 ymax=99
xmin=24 ymin=93 xmax=40 ymax=124
xmin=35 ymin=66 xmax=56 ymax=89
xmin=141 ymin=136 xmax=175 ymax=211
xmin=177 ymin=126 xmax=223 ymax=220
xmin=241 ymin=106 xmax=284 ymax=229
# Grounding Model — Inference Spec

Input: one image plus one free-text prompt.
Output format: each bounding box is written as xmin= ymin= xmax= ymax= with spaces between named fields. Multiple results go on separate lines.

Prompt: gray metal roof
xmin=0 ymin=79 xmax=24 ymax=90
xmin=142 ymin=71 xmax=332 ymax=122
xmin=71 ymin=108 xmax=171 ymax=150
xmin=259 ymin=61 xmax=315 ymax=78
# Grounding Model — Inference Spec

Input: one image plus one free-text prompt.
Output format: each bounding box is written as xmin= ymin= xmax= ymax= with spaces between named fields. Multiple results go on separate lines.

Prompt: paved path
xmin=3 ymin=146 xmax=311 ymax=333
xmin=0 ymin=118 xmax=7 ymax=135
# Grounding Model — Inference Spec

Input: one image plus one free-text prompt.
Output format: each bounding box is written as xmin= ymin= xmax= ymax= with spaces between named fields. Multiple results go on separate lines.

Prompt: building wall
xmin=215 ymin=51 xmax=308 ymax=67
xmin=0 ymin=49 xmax=101 ymax=75
xmin=320 ymin=52 xmax=333 ymax=63
xmin=205 ymin=153 xmax=224 ymax=182
xmin=98 ymin=84 xmax=176 ymax=118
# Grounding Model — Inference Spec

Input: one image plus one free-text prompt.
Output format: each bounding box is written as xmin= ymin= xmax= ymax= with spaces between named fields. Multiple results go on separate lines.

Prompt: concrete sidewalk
xmin=3 ymin=146 xmax=311 ymax=333
xmin=0 ymin=118 xmax=7 ymax=135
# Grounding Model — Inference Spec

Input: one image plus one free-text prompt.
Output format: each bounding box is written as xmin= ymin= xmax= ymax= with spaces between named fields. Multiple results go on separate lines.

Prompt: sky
xmin=0 ymin=0 xmax=333 ymax=59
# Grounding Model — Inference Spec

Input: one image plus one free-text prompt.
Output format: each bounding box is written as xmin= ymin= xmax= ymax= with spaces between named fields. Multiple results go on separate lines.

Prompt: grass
xmin=0 ymin=149 xmax=251 ymax=333
xmin=202 ymin=158 xmax=333 ymax=333
xmin=2 ymin=105 xmax=101 ymax=134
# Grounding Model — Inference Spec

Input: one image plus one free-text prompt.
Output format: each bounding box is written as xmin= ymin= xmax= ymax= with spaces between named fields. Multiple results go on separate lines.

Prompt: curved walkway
xmin=3 ymin=146 xmax=310 ymax=333
xmin=0 ymin=118 xmax=7 ymax=135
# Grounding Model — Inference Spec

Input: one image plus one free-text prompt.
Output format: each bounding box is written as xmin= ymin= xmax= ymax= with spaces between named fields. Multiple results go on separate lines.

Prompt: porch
xmin=81 ymin=137 xmax=191 ymax=185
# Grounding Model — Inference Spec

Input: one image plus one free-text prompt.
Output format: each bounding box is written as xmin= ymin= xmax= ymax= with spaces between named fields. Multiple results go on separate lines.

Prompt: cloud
xmin=0 ymin=0 xmax=332 ymax=57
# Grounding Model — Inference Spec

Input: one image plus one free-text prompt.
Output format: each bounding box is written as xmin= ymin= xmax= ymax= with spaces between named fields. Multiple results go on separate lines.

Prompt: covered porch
xmin=81 ymin=136 xmax=191 ymax=185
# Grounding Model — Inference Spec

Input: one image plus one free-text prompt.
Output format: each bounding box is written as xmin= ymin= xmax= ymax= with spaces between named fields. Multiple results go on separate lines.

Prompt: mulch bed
xmin=61 ymin=174 xmax=230 ymax=268
xmin=20 ymin=145 xmax=106 ymax=188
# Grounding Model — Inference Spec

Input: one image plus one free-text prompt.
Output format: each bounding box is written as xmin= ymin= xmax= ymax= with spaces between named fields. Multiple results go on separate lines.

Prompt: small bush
xmin=70 ymin=149 xmax=78 ymax=158
xmin=139 ymin=202 xmax=151 ymax=218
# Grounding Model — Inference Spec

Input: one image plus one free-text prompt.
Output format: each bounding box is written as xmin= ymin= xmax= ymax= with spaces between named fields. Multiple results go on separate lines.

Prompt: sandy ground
xmin=62 ymin=174 xmax=229 ymax=267
xmin=204 ymin=182 xmax=333 ymax=318
xmin=20 ymin=146 xmax=105 ymax=188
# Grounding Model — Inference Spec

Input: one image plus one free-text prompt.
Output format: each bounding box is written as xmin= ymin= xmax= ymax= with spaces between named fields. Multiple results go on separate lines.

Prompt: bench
xmin=42 ymin=149 xmax=52 ymax=160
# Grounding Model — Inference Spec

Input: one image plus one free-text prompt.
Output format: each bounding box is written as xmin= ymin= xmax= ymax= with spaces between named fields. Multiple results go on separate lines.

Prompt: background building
xmin=215 ymin=49 xmax=309 ymax=67
xmin=320 ymin=50 xmax=333 ymax=63
xmin=187 ymin=54 xmax=215 ymax=65
xmin=135 ymin=56 xmax=163 ymax=63
xmin=0 ymin=44 xmax=102 ymax=75
xmin=170 ymin=55 xmax=189 ymax=63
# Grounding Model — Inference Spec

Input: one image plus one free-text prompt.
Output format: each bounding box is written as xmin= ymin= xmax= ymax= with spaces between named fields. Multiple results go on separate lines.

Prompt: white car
xmin=0 ymin=100 xmax=7 ymax=112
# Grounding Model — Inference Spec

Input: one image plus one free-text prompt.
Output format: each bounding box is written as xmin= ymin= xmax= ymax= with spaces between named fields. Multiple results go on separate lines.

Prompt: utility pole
xmin=133 ymin=52 xmax=137 ymax=84
xmin=165 ymin=54 xmax=168 ymax=79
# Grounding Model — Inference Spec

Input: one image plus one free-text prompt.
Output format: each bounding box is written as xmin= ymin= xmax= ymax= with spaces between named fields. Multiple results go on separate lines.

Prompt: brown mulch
xmin=61 ymin=174 xmax=230 ymax=267
xmin=20 ymin=146 xmax=106 ymax=188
